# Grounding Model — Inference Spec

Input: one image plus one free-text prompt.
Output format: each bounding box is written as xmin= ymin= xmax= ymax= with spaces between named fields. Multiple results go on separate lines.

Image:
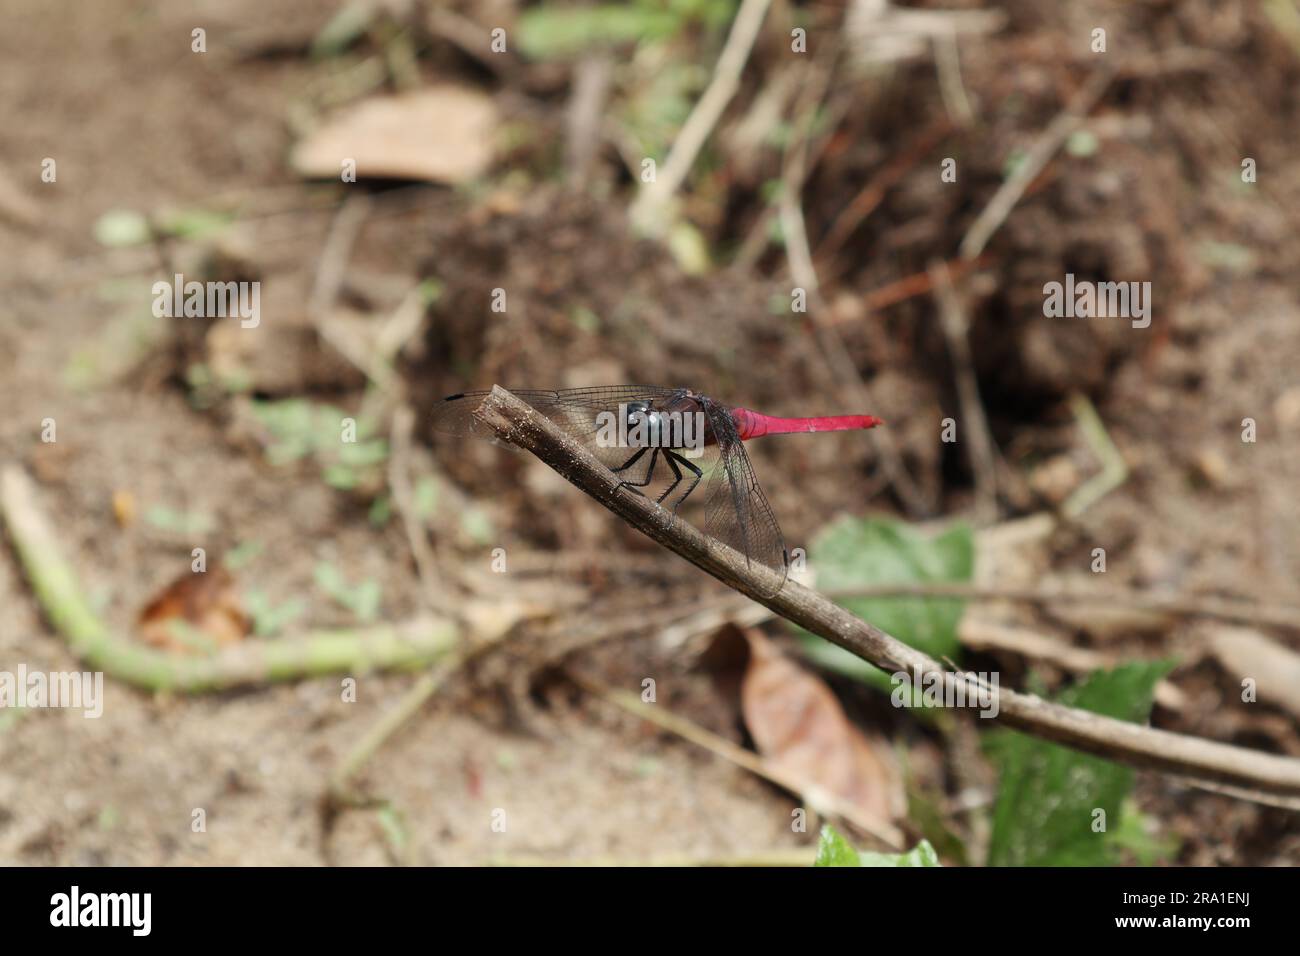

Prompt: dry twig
xmin=929 ymin=258 xmax=998 ymax=523
xmin=958 ymin=69 xmax=1113 ymax=261
xmin=630 ymin=0 xmax=773 ymax=233
xmin=822 ymin=581 xmax=1300 ymax=633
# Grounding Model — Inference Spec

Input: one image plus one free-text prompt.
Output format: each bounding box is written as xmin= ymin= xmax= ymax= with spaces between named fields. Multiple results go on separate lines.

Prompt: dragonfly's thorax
xmin=613 ymin=396 xmax=716 ymax=451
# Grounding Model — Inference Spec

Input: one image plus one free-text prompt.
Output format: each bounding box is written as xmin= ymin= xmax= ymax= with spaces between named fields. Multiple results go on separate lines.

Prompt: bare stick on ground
xmin=630 ymin=0 xmax=773 ymax=234
xmin=929 ymin=258 xmax=998 ymax=524
xmin=958 ymin=69 xmax=1113 ymax=261
xmin=572 ymin=671 xmax=905 ymax=848
xmin=818 ymin=582 xmax=1300 ymax=632
xmin=0 ymin=465 xmax=457 ymax=692
xmin=470 ymin=387 xmax=1300 ymax=803
xmin=777 ymin=74 xmax=933 ymax=518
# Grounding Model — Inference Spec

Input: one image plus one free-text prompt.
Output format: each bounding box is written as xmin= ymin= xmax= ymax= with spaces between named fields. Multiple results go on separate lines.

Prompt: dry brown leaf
xmin=291 ymin=86 xmax=497 ymax=184
xmin=1207 ymin=626 xmax=1300 ymax=720
xmin=138 ymin=564 xmax=250 ymax=653
xmin=739 ymin=629 xmax=905 ymax=829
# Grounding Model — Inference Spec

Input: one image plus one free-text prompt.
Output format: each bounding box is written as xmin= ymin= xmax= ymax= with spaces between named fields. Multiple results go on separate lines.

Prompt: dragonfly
xmin=431 ymin=387 xmax=884 ymax=595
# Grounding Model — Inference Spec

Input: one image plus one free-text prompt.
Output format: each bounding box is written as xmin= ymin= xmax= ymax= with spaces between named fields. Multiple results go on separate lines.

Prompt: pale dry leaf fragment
xmin=1046 ymin=602 xmax=1177 ymax=640
xmin=845 ymin=0 xmax=1006 ymax=65
xmin=1041 ymin=574 xmax=1176 ymax=639
xmin=291 ymin=86 xmax=498 ymax=184
xmin=740 ymin=629 xmax=905 ymax=829
xmin=1207 ymin=627 xmax=1300 ymax=720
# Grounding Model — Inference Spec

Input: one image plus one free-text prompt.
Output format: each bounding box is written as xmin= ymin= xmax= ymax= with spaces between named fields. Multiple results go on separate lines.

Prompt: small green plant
xmin=794 ymin=517 xmax=973 ymax=693
xmin=250 ymin=398 xmax=388 ymax=492
xmin=313 ymin=562 xmax=382 ymax=622
xmin=245 ymin=590 xmax=308 ymax=637
xmin=815 ymin=826 xmax=941 ymax=867
xmin=145 ymin=506 xmax=215 ymax=537
xmin=986 ymin=662 xmax=1176 ymax=866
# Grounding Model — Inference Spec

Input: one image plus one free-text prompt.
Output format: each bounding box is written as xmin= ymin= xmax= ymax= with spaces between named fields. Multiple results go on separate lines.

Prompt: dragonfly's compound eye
xmin=625 ymin=403 xmax=650 ymax=429
xmin=624 ymin=403 xmax=664 ymax=447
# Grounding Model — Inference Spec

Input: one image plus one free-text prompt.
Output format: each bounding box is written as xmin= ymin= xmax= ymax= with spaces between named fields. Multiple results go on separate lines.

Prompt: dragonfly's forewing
xmin=432 ymin=387 xmax=685 ymax=470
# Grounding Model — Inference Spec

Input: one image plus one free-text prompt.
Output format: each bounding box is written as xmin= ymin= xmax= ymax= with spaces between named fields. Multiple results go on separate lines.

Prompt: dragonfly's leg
xmin=612 ymin=447 xmax=659 ymax=495
xmin=662 ymin=451 xmax=703 ymax=512
xmin=655 ymin=452 xmax=684 ymax=504
xmin=611 ymin=446 xmax=648 ymax=475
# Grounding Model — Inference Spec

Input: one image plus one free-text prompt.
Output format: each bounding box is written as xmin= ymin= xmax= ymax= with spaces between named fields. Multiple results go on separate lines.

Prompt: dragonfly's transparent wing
xmin=699 ymin=405 xmax=788 ymax=594
xmin=433 ymin=389 xmax=574 ymax=437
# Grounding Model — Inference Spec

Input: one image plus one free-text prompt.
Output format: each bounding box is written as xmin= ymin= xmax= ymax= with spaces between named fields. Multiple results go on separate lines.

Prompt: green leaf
xmin=310 ymin=0 xmax=375 ymax=59
xmin=322 ymin=463 xmax=359 ymax=490
xmin=314 ymin=562 xmax=382 ymax=621
xmin=1110 ymin=798 xmax=1180 ymax=866
xmin=814 ymin=825 xmax=862 ymax=867
xmin=414 ymin=476 xmax=440 ymax=518
xmin=337 ymin=438 xmax=389 ymax=467
xmin=458 ymin=505 xmax=496 ymax=545
xmin=796 ymin=518 xmax=973 ymax=689
xmin=144 ymin=506 xmax=215 ymax=536
xmin=375 ymin=802 xmax=409 ymax=861
xmin=244 ymin=590 xmax=307 ymax=637
xmin=666 ymin=220 xmax=712 ymax=275
xmin=859 ymin=840 xmax=941 ymax=868
xmin=1065 ymin=129 xmax=1100 ymax=158
xmin=225 ymin=540 xmax=264 ymax=570
xmin=368 ymin=494 xmax=393 ymax=528
xmin=418 ymin=277 xmax=444 ymax=306
xmin=907 ymin=786 xmax=969 ymax=866
xmin=517 ymin=5 xmax=681 ymax=60
xmin=155 ymin=207 xmax=233 ymax=241
xmin=814 ymin=825 xmax=941 ymax=867
xmin=93 ymin=209 xmax=151 ymax=247
xmin=987 ymin=661 xmax=1176 ymax=867
xmin=250 ymin=399 xmax=385 ymax=490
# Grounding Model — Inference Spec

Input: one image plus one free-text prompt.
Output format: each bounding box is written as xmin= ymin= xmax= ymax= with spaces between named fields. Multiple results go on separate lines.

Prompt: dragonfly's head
xmin=623 ymin=401 xmax=666 ymax=447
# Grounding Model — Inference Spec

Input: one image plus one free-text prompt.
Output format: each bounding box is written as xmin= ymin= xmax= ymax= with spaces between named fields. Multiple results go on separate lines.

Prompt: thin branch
xmin=1063 ymin=391 xmax=1128 ymax=519
xmin=565 ymin=55 xmax=614 ymax=189
xmin=308 ymin=191 xmax=371 ymax=319
xmin=933 ymin=33 xmax=975 ymax=127
xmin=470 ymin=387 xmax=1300 ymax=802
xmin=630 ymin=0 xmax=773 ymax=234
xmin=777 ymin=61 xmax=933 ymax=518
xmin=929 ymin=258 xmax=998 ymax=524
xmin=823 ymin=581 xmax=1300 ymax=633
xmin=836 ymin=253 xmax=995 ymax=317
xmin=957 ymin=617 xmax=1187 ymax=712
xmin=958 ymin=69 xmax=1112 ymax=261
xmin=814 ymin=118 xmax=953 ymax=268
xmin=328 ymin=655 xmax=463 ymax=801
xmin=387 ymin=404 xmax=446 ymax=608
